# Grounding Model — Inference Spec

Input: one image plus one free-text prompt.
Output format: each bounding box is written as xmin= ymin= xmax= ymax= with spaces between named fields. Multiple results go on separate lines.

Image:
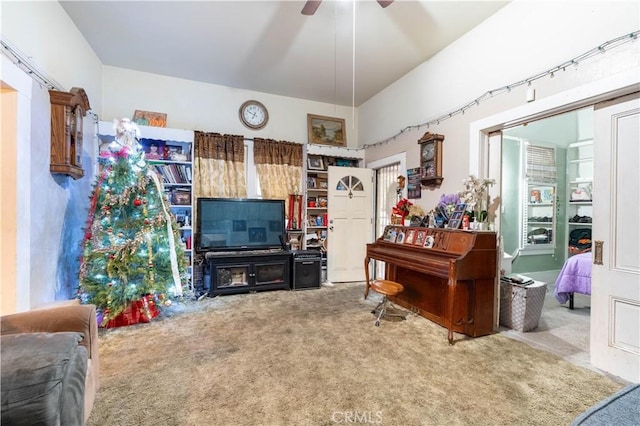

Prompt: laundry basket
xmin=499 ymin=280 xmax=547 ymax=332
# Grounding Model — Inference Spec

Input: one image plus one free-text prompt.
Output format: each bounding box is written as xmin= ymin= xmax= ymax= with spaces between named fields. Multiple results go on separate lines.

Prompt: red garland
xmin=78 ymin=167 xmax=112 ymax=269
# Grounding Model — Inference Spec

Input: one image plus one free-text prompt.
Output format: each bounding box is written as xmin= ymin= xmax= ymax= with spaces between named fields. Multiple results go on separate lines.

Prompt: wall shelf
xmin=566 ymin=140 xmax=593 ymax=258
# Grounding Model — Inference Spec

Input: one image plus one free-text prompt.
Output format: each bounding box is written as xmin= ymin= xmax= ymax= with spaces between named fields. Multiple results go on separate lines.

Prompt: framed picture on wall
xmin=133 ymin=110 xmax=167 ymax=127
xmin=307 ymin=114 xmax=346 ymax=146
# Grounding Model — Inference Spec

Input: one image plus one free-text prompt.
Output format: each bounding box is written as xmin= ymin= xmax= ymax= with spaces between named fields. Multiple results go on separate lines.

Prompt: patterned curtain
xmin=193 ymin=131 xmax=247 ymax=198
xmin=253 ymin=138 xmax=303 ymax=213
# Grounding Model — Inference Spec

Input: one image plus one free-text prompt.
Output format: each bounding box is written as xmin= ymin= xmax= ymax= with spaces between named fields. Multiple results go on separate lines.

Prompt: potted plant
xmin=392 ymin=198 xmax=413 ymax=225
xmin=459 ymin=175 xmax=495 ymax=229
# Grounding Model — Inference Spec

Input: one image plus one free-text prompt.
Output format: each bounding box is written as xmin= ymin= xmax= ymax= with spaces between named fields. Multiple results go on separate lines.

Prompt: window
xmin=522 ymin=143 xmax=557 ymax=254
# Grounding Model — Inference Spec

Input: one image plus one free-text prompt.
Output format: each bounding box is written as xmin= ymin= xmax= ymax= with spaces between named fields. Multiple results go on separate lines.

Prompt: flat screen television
xmin=196 ymin=198 xmax=286 ymax=252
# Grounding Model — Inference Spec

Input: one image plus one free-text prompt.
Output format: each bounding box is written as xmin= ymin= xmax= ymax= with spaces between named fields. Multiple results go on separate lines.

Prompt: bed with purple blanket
xmin=555 ymin=252 xmax=592 ymax=308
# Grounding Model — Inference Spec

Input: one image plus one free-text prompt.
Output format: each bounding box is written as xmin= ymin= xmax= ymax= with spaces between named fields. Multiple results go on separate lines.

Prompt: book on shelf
xmin=151 ymin=164 xmax=192 ymax=184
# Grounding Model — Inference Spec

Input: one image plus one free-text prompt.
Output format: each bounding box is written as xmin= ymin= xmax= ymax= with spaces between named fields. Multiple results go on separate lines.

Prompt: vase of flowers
xmin=458 ymin=175 xmax=495 ymax=228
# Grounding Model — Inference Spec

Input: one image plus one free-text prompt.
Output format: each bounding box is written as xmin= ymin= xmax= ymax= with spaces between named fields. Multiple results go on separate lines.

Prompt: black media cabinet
xmin=205 ymin=250 xmax=291 ymax=296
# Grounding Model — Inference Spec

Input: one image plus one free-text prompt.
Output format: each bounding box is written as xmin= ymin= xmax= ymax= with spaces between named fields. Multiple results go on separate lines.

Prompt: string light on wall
xmin=2 ymin=36 xmax=101 ymax=127
xmin=1 ymin=37 xmax=64 ymax=91
xmin=365 ymin=30 xmax=639 ymax=148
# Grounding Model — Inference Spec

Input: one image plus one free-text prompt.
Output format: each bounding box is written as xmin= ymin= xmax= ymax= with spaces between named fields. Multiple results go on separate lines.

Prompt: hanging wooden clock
xmin=418 ymin=132 xmax=445 ymax=187
xmin=49 ymin=87 xmax=91 ymax=180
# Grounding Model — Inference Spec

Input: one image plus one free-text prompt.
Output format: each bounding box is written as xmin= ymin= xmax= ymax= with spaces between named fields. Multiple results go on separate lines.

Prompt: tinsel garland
xmin=147 ymin=169 xmax=183 ymax=296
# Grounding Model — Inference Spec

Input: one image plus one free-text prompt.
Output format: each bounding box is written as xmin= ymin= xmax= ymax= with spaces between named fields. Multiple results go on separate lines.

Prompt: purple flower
xmin=439 ymin=193 xmax=460 ymax=209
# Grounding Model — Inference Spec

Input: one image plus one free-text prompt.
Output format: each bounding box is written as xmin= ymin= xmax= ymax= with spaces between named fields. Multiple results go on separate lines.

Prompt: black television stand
xmin=205 ymin=250 xmax=291 ymax=296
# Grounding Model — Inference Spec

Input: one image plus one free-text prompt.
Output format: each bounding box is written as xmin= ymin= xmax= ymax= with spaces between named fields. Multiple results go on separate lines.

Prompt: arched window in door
xmin=336 ymin=176 xmax=364 ymax=194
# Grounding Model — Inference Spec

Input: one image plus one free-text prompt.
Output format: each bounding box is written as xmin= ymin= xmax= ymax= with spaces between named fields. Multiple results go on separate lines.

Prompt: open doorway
xmin=499 ymin=107 xmax=593 ymax=368
xmin=366 ymin=153 xmax=406 ymax=280
xmin=472 ymin=69 xmax=639 ymax=380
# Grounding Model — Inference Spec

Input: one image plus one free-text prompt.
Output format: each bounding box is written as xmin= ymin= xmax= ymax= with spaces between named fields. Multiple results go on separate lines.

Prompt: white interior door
xmin=591 ymin=93 xmax=640 ymax=383
xmin=327 ymin=166 xmax=373 ymax=283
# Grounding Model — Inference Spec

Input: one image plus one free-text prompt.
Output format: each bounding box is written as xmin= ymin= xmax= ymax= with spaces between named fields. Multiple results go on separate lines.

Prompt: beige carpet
xmin=88 ymin=282 xmax=624 ymax=426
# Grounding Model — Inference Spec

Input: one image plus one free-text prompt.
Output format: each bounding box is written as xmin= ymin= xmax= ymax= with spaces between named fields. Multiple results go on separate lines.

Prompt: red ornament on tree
xmin=134 ymin=198 xmax=142 ymax=207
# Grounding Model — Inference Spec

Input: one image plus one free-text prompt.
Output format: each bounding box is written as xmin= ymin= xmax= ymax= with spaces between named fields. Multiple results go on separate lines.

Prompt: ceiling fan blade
xmin=301 ymin=0 xmax=322 ymax=15
xmin=377 ymin=0 xmax=394 ymax=8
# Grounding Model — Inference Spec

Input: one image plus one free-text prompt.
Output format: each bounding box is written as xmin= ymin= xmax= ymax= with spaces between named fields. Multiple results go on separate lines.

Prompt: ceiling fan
xmin=301 ymin=0 xmax=394 ymax=16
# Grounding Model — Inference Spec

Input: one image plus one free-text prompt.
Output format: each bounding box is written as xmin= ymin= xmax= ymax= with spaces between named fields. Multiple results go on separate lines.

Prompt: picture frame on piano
xmin=382 ymin=225 xmax=392 ymax=240
xmin=454 ymin=203 xmax=467 ymax=213
xmin=448 ymin=219 xmax=461 ymax=229
xmin=448 ymin=204 xmax=466 ymax=229
xmin=404 ymin=229 xmax=416 ymax=244
xmin=424 ymin=235 xmax=435 ymax=248
xmin=383 ymin=225 xmax=397 ymax=242
xmin=414 ymin=230 xmax=426 ymax=246
xmin=396 ymin=231 xmax=405 ymax=244
xmin=448 ymin=211 xmax=462 ymax=229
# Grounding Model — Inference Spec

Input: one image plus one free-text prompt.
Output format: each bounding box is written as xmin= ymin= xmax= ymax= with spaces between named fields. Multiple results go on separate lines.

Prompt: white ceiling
xmin=61 ymin=0 xmax=508 ymax=107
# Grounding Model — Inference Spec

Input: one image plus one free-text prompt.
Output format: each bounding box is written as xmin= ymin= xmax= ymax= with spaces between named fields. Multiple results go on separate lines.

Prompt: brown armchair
xmin=1 ymin=302 xmax=99 ymax=424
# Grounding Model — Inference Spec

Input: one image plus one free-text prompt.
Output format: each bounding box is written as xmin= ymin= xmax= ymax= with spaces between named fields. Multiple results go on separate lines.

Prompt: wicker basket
xmin=499 ymin=280 xmax=547 ymax=332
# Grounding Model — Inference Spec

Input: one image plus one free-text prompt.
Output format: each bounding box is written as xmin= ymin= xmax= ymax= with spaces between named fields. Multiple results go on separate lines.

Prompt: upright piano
xmin=364 ymin=226 xmax=497 ymax=344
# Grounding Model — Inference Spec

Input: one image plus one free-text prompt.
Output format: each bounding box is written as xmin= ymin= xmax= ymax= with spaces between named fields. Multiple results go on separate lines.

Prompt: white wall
xmin=101 ymin=66 xmax=359 ymax=147
xmin=1 ymin=1 xmax=104 ymax=113
xmin=359 ymin=0 xmax=639 ymax=215
xmin=1 ymin=1 xmax=103 ymax=308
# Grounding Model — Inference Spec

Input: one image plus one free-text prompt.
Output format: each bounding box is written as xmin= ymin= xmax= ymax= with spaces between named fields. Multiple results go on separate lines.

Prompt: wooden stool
xmin=369 ymin=279 xmax=407 ymax=326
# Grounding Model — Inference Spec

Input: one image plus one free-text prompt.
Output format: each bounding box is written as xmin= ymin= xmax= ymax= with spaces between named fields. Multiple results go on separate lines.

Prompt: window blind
xmin=374 ymin=162 xmax=400 ymax=279
xmin=526 ymin=144 xmax=557 ymax=183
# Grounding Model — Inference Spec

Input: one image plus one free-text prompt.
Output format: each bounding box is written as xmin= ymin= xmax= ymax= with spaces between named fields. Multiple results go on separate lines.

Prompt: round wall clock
xmin=239 ymin=100 xmax=269 ymax=130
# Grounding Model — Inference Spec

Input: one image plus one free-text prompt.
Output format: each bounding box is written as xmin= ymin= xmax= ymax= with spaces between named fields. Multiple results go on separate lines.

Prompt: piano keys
xmin=364 ymin=225 xmax=497 ymax=344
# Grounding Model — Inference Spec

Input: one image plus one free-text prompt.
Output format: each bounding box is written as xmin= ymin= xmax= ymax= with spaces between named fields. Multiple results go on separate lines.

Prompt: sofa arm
xmin=1 ymin=304 xmax=98 ymax=363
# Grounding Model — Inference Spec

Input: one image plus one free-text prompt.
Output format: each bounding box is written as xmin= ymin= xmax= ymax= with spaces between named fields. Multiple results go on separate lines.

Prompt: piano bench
xmin=369 ymin=280 xmax=407 ymax=327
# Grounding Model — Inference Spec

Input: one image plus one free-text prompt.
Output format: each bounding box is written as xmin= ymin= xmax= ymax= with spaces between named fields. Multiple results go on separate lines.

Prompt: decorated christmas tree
xmin=78 ymin=118 xmax=187 ymax=327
